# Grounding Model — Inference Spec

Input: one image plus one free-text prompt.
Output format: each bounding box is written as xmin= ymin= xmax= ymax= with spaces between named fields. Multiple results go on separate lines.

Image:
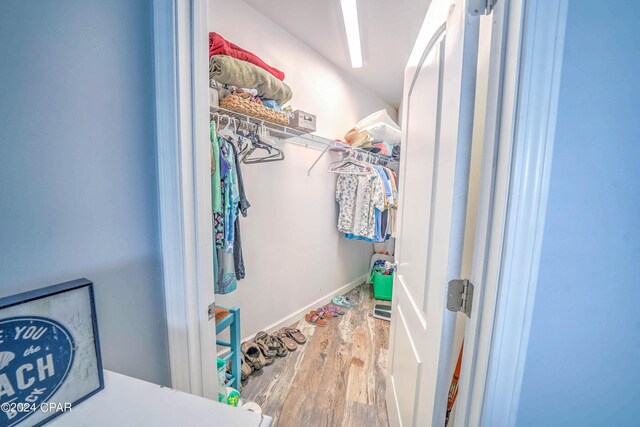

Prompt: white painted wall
xmin=209 ymin=0 xmax=398 ymax=338
xmin=209 ymin=0 xmax=397 ymax=139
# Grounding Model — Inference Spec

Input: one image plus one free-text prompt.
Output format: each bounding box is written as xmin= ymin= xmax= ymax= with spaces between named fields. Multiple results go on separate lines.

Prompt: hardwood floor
xmin=240 ymin=283 xmax=390 ymax=427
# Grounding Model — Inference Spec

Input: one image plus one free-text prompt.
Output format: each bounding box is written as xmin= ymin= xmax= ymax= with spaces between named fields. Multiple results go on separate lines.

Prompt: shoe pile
xmin=303 ymin=295 xmax=356 ymax=327
xmin=239 ymin=327 xmax=307 ymax=385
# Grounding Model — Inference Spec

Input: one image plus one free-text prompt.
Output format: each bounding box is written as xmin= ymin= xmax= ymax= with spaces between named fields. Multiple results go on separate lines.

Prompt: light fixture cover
xmin=340 ymin=0 xmax=363 ymax=68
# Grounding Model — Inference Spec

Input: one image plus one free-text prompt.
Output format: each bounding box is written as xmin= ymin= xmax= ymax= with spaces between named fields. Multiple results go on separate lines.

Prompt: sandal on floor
xmin=305 ymin=312 xmax=327 ymax=327
xmin=332 ymin=296 xmax=353 ymax=308
xmin=271 ymin=335 xmax=288 ymax=357
xmin=321 ymin=304 xmax=344 ymax=316
xmin=254 ymin=331 xmax=278 ymax=364
xmin=281 ymin=327 xmax=307 ymax=344
xmin=313 ymin=308 xmax=334 ymax=319
xmin=328 ymin=304 xmax=346 ymax=315
xmin=242 ymin=341 xmax=266 ymax=371
xmin=343 ymin=295 xmax=357 ymax=306
xmin=276 ymin=330 xmax=298 ymax=351
xmin=240 ymin=352 xmax=253 ymax=381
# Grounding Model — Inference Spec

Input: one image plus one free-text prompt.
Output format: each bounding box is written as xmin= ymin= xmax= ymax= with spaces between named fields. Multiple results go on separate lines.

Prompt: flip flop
xmin=281 ymin=327 xmax=307 ymax=344
xmin=343 ymin=296 xmax=357 ymax=306
xmin=314 ymin=308 xmax=335 ymax=319
xmin=323 ymin=304 xmax=345 ymax=316
xmin=241 ymin=341 xmax=266 ymax=371
xmin=332 ymin=296 xmax=352 ymax=308
xmin=331 ymin=304 xmax=346 ymax=315
xmin=240 ymin=352 xmax=252 ymax=381
xmin=254 ymin=331 xmax=278 ymax=364
xmin=271 ymin=335 xmax=288 ymax=357
xmin=305 ymin=313 xmax=327 ymax=327
xmin=276 ymin=330 xmax=298 ymax=351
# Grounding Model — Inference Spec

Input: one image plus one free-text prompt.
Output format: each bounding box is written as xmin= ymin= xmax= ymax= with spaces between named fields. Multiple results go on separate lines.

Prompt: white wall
xmin=0 ymin=0 xmax=169 ymax=386
xmin=516 ymin=1 xmax=640 ymax=425
xmin=209 ymin=0 xmax=397 ymax=139
xmin=209 ymin=0 xmax=398 ymax=338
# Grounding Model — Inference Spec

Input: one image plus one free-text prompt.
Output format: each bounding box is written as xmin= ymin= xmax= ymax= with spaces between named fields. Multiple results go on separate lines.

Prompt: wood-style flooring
xmin=241 ymin=283 xmax=390 ymax=427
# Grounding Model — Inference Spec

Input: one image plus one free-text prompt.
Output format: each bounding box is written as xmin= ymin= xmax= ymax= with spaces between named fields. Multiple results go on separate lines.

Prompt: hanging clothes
xmin=211 ymin=122 xmax=224 ymax=246
xmin=335 ymin=160 xmax=398 ymax=242
xmin=211 ymin=121 xmax=251 ymax=295
xmin=230 ymin=142 xmax=250 ymax=280
xmin=335 ymin=165 xmax=365 ymax=234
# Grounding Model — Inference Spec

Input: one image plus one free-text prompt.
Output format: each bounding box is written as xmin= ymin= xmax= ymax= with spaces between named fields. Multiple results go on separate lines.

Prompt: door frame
xmin=150 ymin=0 xmax=569 ymax=420
xmin=455 ymin=0 xmax=568 ymax=425
xmin=152 ymin=0 xmax=217 ymax=399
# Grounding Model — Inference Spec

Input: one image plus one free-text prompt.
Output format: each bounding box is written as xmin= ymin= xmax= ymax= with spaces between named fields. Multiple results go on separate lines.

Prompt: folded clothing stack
xmin=210 ymin=32 xmax=285 ymax=80
xmin=343 ymin=109 xmax=402 ymax=149
xmin=209 ymin=32 xmax=292 ymax=108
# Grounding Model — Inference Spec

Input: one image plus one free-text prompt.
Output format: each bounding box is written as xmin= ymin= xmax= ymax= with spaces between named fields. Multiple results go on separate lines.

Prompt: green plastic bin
xmin=371 ymin=271 xmax=394 ymax=301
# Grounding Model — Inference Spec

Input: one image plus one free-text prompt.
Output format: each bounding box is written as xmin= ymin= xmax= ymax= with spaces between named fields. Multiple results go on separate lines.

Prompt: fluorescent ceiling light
xmin=340 ymin=0 xmax=363 ymax=68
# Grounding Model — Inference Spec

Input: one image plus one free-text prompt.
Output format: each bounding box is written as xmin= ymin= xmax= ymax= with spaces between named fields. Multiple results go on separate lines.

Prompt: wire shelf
xmin=210 ymin=105 xmax=394 ymax=173
xmin=210 ymin=106 xmax=312 ymax=140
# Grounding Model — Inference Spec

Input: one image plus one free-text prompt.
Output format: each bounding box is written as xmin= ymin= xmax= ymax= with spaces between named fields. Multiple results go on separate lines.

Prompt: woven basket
xmin=220 ymin=94 xmax=290 ymax=126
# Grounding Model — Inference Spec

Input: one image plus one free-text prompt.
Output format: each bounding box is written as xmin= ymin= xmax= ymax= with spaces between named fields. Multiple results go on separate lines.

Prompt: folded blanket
xmin=210 ymin=55 xmax=293 ymax=105
xmin=209 ymin=32 xmax=285 ymax=81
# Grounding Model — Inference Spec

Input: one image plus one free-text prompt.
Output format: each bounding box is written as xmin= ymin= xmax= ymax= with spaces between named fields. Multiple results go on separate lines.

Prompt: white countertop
xmin=48 ymin=370 xmax=272 ymax=427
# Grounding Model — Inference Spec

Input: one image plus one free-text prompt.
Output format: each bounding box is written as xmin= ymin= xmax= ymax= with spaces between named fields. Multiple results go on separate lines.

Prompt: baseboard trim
xmin=241 ymin=273 xmax=368 ymax=343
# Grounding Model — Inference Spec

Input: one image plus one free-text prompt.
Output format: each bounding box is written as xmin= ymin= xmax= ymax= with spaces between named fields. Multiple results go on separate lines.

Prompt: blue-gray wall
xmin=516 ymin=1 xmax=640 ymax=425
xmin=0 ymin=0 xmax=170 ymax=386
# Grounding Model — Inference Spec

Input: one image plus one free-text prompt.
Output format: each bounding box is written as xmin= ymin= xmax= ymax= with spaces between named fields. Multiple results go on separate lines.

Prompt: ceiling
xmin=244 ymin=0 xmax=430 ymax=109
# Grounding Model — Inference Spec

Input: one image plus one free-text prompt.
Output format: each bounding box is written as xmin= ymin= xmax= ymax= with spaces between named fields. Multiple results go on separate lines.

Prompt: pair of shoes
xmin=240 ymin=330 xmax=282 ymax=375
xmin=318 ymin=304 xmax=346 ymax=317
xmin=306 ymin=307 xmax=339 ymax=326
xmin=275 ymin=327 xmax=307 ymax=351
xmin=255 ymin=331 xmax=286 ymax=360
xmin=241 ymin=341 xmax=266 ymax=374
xmin=241 ymin=327 xmax=308 ymax=379
xmin=332 ymin=295 xmax=357 ymax=308
xmin=240 ymin=353 xmax=252 ymax=382
xmin=305 ymin=310 xmax=327 ymax=326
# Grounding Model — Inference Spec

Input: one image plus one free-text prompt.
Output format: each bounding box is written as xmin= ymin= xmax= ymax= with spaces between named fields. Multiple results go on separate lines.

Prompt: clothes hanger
xmin=256 ymin=123 xmax=277 ymax=146
xmin=218 ymin=115 xmax=236 ymax=139
xmin=329 ymin=150 xmax=371 ymax=175
xmin=241 ymin=126 xmax=285 ymax=164
xmin=232 ymin=122 xmax=254 ymax=156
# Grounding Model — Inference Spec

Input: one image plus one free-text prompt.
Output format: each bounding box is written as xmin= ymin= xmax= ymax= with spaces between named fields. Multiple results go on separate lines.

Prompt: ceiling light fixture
xmin=340 ymin=0 xmax=363 ymax=68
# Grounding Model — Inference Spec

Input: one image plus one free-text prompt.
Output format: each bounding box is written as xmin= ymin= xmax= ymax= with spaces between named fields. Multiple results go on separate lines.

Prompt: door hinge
xmin=447 ymin=279 xmax=474 ymax=318
xmin=468 ymin=0 xmax=497 ymax=16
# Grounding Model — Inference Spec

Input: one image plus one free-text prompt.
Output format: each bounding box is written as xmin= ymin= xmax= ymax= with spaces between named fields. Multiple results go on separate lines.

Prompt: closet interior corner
xmin=206 ymin=1 xmax=401 ymax=424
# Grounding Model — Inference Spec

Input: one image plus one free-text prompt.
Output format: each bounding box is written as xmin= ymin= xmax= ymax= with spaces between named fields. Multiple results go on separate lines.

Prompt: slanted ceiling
xmin=243 ymin=0 xmax=430 ymax=108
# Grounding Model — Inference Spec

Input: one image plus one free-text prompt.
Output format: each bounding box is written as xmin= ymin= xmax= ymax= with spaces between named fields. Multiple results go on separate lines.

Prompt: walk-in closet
xmin=203 ymin=0 xmax=483 ymax=425
xmin=206 ymin=0 xmax=403 ymax=424
xmin=204 ymin=0 xmax=410 ymax=424
xmin=4 ymin=0 xmax=634 ymax=425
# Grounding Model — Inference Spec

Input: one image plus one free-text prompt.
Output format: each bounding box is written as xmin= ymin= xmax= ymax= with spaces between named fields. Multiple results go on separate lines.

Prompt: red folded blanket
xmin=209 ymin=32 xmax=285 ymax=81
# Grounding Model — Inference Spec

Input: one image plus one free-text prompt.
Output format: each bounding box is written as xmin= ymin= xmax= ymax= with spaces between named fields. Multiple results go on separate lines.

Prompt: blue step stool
xmin=214 ymin=306 xmax=241 ymax=389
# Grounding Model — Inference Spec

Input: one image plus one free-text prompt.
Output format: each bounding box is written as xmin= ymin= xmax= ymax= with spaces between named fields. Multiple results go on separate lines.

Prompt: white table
xmin=48 ymin=370 xmax=272 ymax=427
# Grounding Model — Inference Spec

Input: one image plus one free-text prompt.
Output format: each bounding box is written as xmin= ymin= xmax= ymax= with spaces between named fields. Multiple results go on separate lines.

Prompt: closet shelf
xmin=210 ymin=106 xmax=393 ymax=164
xmin=211 ymin=105 xmax=315 ymax=140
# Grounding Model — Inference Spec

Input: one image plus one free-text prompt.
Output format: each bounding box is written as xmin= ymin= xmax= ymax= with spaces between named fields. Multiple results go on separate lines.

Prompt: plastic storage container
xmin=372 ymin=271 xmax=394 ymax=301
xmin=216 ymin=358 xmax=228 ymax=403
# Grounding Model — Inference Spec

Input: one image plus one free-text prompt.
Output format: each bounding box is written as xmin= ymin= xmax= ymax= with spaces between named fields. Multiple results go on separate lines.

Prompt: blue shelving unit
xmin=215 ymin=306 xmax=241 ymax=389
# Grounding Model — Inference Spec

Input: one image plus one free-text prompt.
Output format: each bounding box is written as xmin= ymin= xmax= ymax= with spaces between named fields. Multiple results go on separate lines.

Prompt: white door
xmin=386 ymin=0 xmax=480 ymax=426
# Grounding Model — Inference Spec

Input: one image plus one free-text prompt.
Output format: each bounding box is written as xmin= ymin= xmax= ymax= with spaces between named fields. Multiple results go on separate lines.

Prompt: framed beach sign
xmin=0 ymin=279 xmax=104 ymax=427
